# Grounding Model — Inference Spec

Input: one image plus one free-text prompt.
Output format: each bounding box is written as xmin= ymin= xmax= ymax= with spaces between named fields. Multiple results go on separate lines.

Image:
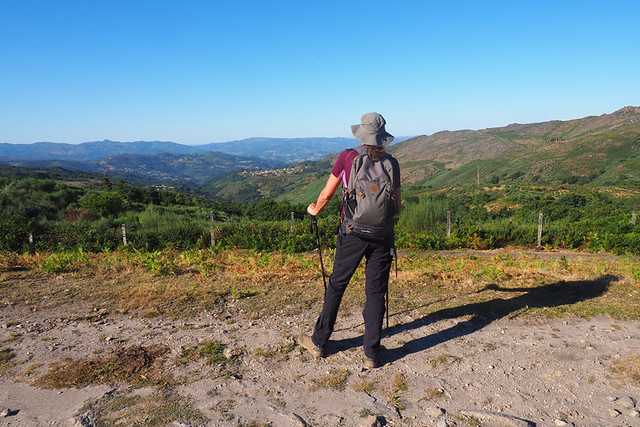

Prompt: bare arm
xmin=307 ymin=174 xmax=341 ymax=216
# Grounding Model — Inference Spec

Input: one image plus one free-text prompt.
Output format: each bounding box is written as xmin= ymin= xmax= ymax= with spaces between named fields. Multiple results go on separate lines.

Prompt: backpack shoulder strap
xmin=346 ymin=146 xmax=368 ymax=192
xmin=380 ymin=154 xmax=396 ymax=189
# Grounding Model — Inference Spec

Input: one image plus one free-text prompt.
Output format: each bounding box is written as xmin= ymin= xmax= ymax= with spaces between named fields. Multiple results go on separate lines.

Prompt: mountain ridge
xmin=389 ymin=106 xmax=640 ymax=187
xmin=0 ymin=137 xmax=360 ymax=164
xmin=1 ymin=106 xmax=638 ymax=203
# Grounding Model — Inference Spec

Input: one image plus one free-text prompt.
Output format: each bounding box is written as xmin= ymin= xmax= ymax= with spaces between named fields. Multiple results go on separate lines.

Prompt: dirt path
xmin=2 ymin=299 xmax=640 ymax=426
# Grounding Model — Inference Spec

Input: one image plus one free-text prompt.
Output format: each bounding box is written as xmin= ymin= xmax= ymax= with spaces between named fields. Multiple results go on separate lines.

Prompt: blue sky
xmin=1 ymin=1 xmax=638 ymax=144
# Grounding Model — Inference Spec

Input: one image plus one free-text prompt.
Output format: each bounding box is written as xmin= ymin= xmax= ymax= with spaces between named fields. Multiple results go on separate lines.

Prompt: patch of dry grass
xmin=423 ymin=387 xmax=446 ymax=400
xmin=179 ymin=340 xmax=226 ymax=365
xmin=610 ymin=354 xmax=640 ymax=386
xmin=390 ymin=252 xmax=640 ymax=320
xmin=429 ymin=354 xmax=462 ymax=368
xmin=0 ymin=252 xmax=37 ymax=271
xmin=386 ymin=372 xmax=409 ymax=410
xmin=34 ymin=344 xmax=171 ymax=389
xmin=2 ymin=249 xmax=640 ymax=321
xmin=0 ymin=347 xmax=16 ymax=373
xmin=79 ymin=390 xmax=208 ymax=426
xmin=353 ymin=379 xmax=377 ymax=394
xmin=310 ymin=368 xmax=351 ymax=391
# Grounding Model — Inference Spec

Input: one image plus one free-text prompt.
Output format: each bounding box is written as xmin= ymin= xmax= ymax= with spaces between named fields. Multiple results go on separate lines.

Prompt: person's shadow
xmin=326 ymin=274 xmax=617 ymax=364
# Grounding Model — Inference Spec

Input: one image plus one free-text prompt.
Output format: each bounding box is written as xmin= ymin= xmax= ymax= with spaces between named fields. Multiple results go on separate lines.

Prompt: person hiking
xmin=299 ymin=112 xmax=402 ymax=368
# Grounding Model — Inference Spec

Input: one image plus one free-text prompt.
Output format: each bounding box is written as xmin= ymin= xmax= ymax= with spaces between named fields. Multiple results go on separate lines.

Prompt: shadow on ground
xmin=326 ymin=274 xmax=617 ymax=364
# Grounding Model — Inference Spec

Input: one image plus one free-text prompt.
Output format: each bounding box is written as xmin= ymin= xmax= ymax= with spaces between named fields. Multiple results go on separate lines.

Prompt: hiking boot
xmin=298 ymin=334 xmax=323 ymax=358
xmin=364 ymin=354 xmax=378 ymax=369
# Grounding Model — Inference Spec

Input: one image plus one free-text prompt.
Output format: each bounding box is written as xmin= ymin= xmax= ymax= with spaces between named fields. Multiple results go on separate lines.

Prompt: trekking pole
xmin=387 ymin=230 xmax=398 ymax=329
xmin=385 ymin=286 xmax=390 ymax=329
xmin=310 ymin=214 xmax=327 ymax=292
xmin=386 ymin=247 xmax=395 ymax=329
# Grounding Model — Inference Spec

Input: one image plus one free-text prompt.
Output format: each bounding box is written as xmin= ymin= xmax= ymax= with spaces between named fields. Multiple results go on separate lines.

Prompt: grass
xmin=423 ymin=387 xmax=446 ymax=400
xmin=353 ymin=379 xmax=377 ymax=394
xmin=386 ymin=372 xmax=409 ymax=410
xmin=310 ymin=368 xmax=351 ymax=391
xmin=429 ymin=354 xmax=462 ymax=368
xmin=34 ymin=344 xmax=171 ymax=389
xmin=358 ymin=408 xmax=373 ymax=418
xmin=180 ymin=340 xmax=227 ymax=365
xmin=78 ymin=390 xmax=209 ymax=426
xmin=0 ymin=249 xmax=322 ymax=318
xmin=2 ymin=248 xmax=640 ymax=322
xmin=610 ymin=354 xmax=640 ymax=386
xmin=6 ymin=247 xmax=640 ymax=423
xmin=0 ymin=347 xmax=16 ymax=371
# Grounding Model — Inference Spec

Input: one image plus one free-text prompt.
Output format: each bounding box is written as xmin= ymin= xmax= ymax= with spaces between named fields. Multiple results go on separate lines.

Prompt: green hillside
xmin=391 ymin=106 xmax=640 ymax=190
xmin=200 ymin=158 xmax=334 ymax=204
xmin=204 ymin=106 xmax=640 ymax=203
xmin=2 ymin=107 xmax=638 ymax=205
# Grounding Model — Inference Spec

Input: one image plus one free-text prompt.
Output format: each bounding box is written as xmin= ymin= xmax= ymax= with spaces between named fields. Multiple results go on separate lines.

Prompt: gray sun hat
xmin=351 ymin=112 xmax=394 ymax=146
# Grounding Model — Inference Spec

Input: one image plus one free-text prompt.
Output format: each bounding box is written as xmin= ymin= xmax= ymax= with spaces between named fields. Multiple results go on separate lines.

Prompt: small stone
xmin=554 ymin=419 xmax=569 ymax=426
xmin=105 ymin=336 xmax=113 ymax=342
xmin=609 ymin=409 xmax=621 ymax=418
xmin=618 ymin=396 xmax=636 ymax=410
xmin=628 ymin=410 xmax=640 ymax=418
xmin=359 ymin=415 xmax=383 ymax=427
xmin=606 ymin=396 xmax=618 ymax=402
xmin=321 ymin=414 xmax=344 ymax=425
xmin=436 ymin=421 xmax=451 ymax=427
xmin=1 ymin=409 xmax=10 ymax=417
xmin=424 ymin=406 xmax=446 ymax=417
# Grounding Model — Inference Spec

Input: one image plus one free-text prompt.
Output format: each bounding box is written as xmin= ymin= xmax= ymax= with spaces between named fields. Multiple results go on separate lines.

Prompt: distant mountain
xmin=3 ymin=107 xmax=637 ymax=204
xmin=0 ymin=137 xmax=363 ymax=164
xmin=198 ymin=137 xmax=412 ymax=162
xmin=198 ymin=137 xmax=358 ymax=163
xmin=0 ymin=140 xmax=200 ymax=161
xmin=3 ymin=151 xmax=283 ymax=184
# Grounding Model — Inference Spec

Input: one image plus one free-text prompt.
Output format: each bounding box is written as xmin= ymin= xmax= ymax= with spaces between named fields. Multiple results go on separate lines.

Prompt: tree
xmin=81 ymin=191 xmax=126 ymax=217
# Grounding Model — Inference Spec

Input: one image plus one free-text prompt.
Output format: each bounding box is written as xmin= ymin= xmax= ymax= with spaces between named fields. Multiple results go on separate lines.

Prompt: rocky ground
xmin=2 ymin=297 xmax=640 ymax=427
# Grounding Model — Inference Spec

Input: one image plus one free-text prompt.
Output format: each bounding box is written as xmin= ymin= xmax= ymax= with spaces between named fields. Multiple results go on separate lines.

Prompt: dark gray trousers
xmin=312 ymin=233 xmax=392 ymax=359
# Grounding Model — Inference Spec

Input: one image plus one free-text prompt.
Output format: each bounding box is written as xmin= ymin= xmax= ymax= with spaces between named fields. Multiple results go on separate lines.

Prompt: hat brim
xmin=351 ymin=124 xmax=394 ymax=146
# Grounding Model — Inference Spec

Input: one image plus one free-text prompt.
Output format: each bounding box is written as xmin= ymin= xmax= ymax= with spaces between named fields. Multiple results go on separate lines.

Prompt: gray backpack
xmin=341 ymin=145 xmax=397 ymax=241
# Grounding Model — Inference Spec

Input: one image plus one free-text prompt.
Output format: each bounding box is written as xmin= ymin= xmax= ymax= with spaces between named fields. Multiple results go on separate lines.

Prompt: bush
xmin=0 ymin=215 xmax=31 ymax=252
xmin=81 ymin=191 xmax=127 ymax=217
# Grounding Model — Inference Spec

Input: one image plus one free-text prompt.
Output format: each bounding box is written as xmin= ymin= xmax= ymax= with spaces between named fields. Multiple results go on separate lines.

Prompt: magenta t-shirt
xmin=331 ymin=147 xmax=401 ymax=189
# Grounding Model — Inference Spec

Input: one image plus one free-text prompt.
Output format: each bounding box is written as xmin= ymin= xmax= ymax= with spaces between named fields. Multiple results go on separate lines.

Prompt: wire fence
xmin=3 ymin=210 xmax=640 ymax=255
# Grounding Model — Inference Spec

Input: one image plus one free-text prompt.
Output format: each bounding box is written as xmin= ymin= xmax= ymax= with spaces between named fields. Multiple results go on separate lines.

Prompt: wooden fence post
xmin=632 ymin=213 xmax=637 ymax=226
xmin=446 ymin=211 xmax=451 ymax=237
xmin=537 ymin=213 xmax=543 ymax=248
xmin=290 ymin=212 xmax=295 ymax=236
xmin=121 ymin=223 xmax=127 ymax=246
xmin=210 ymin=211 xmax=216 ymax=249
